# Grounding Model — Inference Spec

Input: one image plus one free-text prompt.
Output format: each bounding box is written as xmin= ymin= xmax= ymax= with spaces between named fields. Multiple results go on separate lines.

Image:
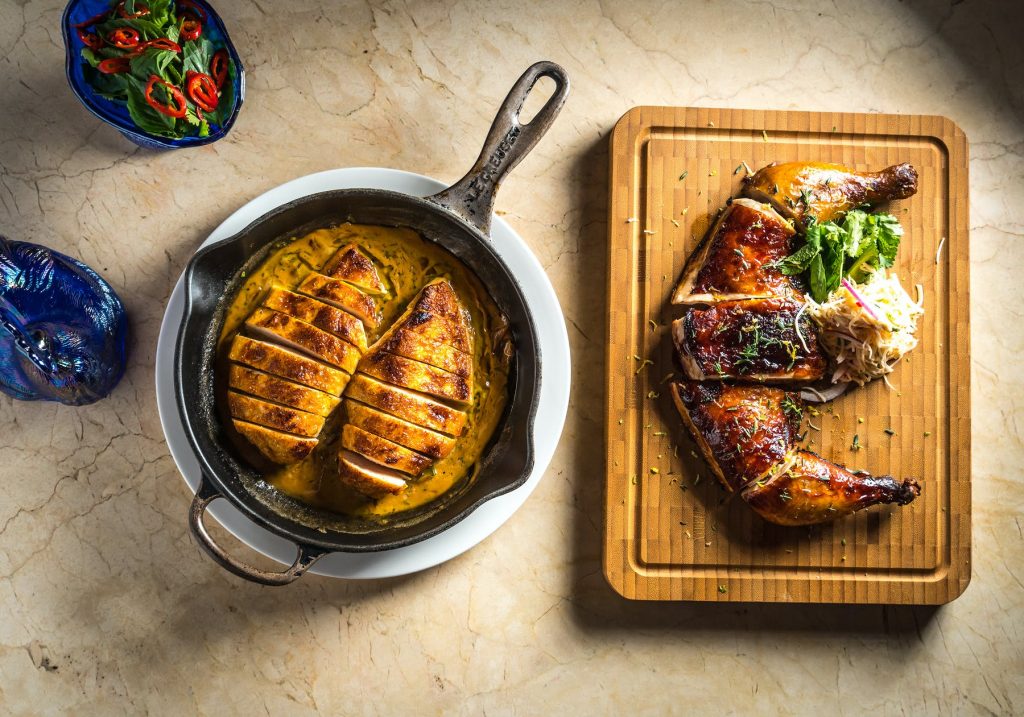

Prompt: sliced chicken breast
xmin=233 ymin=419 xmax=318 ymax=465
xmin=245 ymin=308 xmax=360 ymax=374
xmin=228 ymin=335 xmax=349 ymax=395
xmin=672 ymin=298 xmax=826 ymax=383
xmin=399 ymin=279 xmax=472 ymax=354
xmin=322 ymin=244 xmax=386 ymax=295
xmin=672 ymin=198 xmax=799 ymax=305
xmin=262 ymin=287 xmax=367 ymax=351
xmin=228 ymin=364 xmax=341 ymax=417
xmin=227 ymin=391 xmax=325 ymax=437
xmin=344 ymin=374 xmax=467 ymax=436
xmin=375 ymin=327 xmax=473 ymax=380
xmin=338 ymin=450 xmax=408 ymax=497
xmin=341 ymin=424 xmax=432 ymax=476
xmin=359 ymin=351 xmax=471 ymax=405
xmin=297 ymin=273 xmax=380 ymax=328
xmin=346 ymin=401 xmax=456 ymax=459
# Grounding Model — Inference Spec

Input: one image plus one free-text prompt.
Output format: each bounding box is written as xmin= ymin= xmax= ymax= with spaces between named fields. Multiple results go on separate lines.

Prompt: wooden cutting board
xmin=603 ymin=107 xmax=970 ymax=604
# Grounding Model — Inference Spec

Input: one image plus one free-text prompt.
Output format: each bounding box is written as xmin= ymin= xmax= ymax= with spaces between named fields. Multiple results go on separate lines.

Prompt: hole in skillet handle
xmin=427 ymin=60 xmax=570 ymax=236
xmin=188 ymin=474 xmax=325 ymax=585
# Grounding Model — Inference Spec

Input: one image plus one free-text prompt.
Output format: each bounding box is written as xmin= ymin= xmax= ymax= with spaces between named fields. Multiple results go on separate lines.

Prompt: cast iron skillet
xmin=175 ymin=62 xmax=569 ymax=585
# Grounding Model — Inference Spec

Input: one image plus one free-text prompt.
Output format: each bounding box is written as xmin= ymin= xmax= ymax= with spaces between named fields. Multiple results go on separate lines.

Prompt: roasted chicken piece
xmin=337 ymin=279 xmax=473 ymax=498
xmin=741 ymin=450 xmax=920 ymax=526
xmin=743 ymin=161 xmax=918 ymax=225
xmin=245 ymin=308 xmax=360 ymax=374
xmin=673 ymin=298 xmax=826 ymax=383
xmin=672 ymin=199 xmax=798 ymax=304
xmin=297 ymin=273 xmax=381 ymax=328
xmin=338 ymin=450 xmax=408 ymax=497
xmin=228 ymin=336 xmax=349 ymax=395
xmin=344 ymin=374 xmax=467 ymax=436
xmin=670 ymin=380 xmax=801 ymax=492
xmin=262 ymin=288 xmax=367 ymax=351
xmin=322 ymin=244 xmax=387 ymax=295
xmin=228 ymin=365 xmax=340 ymax=417
xmin=227 ymin=391 xmax=325 ymax=437
xmin=233 ymin=420 xmax=318 ymax=464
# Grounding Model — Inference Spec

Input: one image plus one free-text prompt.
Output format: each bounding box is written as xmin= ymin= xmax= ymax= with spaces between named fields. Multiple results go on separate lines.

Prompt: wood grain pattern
xmin=603 ymin=107 xmax=970 ymax=604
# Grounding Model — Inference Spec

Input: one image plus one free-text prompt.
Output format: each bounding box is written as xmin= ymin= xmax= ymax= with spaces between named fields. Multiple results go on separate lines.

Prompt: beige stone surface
xmin=0 ymin=0 xmax=1022 ymax=713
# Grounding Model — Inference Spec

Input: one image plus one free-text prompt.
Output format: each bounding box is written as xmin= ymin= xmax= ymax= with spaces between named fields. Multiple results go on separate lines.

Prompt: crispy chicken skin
xmin=673 ymin=199 xmax=798 ymax=304
xmin=673 ymin=298 xmax=826 ymax=383
xmin=359 ymin=352 xmax=472 ymax=405
xmin=743 ymin=161 xmax=919 ymax=225
xmin=377 ymin=328 xmax=473 ymax=379
xmin=262 ymin=288 xmax=368 ymax=351
xmin=297 ymin=273 xmax=381 ymax=328
xmin=742 ymin=450 xmax=920 ymax=526
xmin=228 ymin=336 xmax=349 ymax=395
xmin=401 ymin=280 xmax=473 ymax=354
xmin=346 ymin=401 xmax=456 ymax=459
xmin=228 ymin=364 xmax=341 ymax=417
xmin=670 ymin=380 xmax=801 ymax=492
xmin=344 ymin=374 xmax=467 ymax=436
xmin=341 ymin=424 xmax=433 ymax=476
xmin=227 ymin=391 xmax=325 ymax=437
xmin=322 ymin=244 xmax=386 ymax=295
xmin=245 ymin=308 xmax=360 ymax=374
xmin=232 ymin=420 xmax=318 ymax=464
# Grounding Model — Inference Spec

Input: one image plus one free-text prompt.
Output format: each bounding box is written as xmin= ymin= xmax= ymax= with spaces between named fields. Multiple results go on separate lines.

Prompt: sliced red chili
xmin=142 ymin=38 xmax=182 ymax=53
xmin=108 ymin=27 xmax=140 ymax=49
xmin=73 ymin=9 xmax=110 ymax=28
xmin=185 ymin=71 xmax=219 ymax=112
xmin=179 ymin=13 xmax=202 ymax=41
xmin=144 ymin=75 xmax=187 ymax=119
xmin=76 ymin=28 xmax=104 ymax=50
xmin=117 ymin=2 xmax=150 ymax=19
xmin=98 ymin=57 xmax=131 ymax=74
xmin=177 ymin=0 xmax=208 ymax=22
xmin=209 ymin=49 xmax=229 ymax=89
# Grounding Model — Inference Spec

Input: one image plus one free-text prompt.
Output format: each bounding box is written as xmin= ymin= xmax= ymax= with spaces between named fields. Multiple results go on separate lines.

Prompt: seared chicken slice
xmin=227 ymin=391 xmax=325 ymax=437
xmin=670 ymin=380 xmax=801 ymax=492
xmin=401 ymin=279 xmax=473 ymax=354
xmin=262 ymin=288 xmax=367 ymax=351
xmin=346 ymin=401 xmax=456 ymax=459
xmin=233 ymin=419 xmax=318 ymax=464
xmin=341 ymin=424 xmax=432 ymax=476
xmin=673 ymin=298 xmax=826 ymax=383
xmin=673 ymin=199 xmax=799 ymax=304
xmin=743 ymin=161 xmax=918 ymax=225
xmin=377 ymin=328 xmax=472 ymax=379
xmin=338 ymin=450 xmax=407 ymax=497
xmin=228 ymin=336 xmax=349 ymax=395
xmin=359 ymin=352 xmax=471 ymax=405
xmin=322 ymin=244 xmax=386 ymax=295
xmin=245 ymin=308 xmax=360 ymax=374
xmin=344 ymin=374 xmax=467 ymax=436
xmin=297 ymin=273 xmax=380 ymax=329
xmin=228 ymin=364 xmax=340 ymax=417
xmin=742 ymin=450 xmax=920 ymax=526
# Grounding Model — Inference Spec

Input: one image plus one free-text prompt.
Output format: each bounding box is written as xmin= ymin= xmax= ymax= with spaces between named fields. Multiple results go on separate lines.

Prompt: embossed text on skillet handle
xmin=427 ymin=61 xmax=570 ymax=236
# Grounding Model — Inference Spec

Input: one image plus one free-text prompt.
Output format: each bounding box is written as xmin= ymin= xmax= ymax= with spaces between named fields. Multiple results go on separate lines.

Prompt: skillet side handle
xmin=188 ymin=475 xmax=325 ymax=586
xmin=427 ymin=60 xmax=570 ymax=235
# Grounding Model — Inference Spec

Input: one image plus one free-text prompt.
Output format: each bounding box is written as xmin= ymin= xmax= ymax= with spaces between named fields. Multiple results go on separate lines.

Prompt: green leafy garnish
xmin=774 ymin=209 xmax=905 ymax=302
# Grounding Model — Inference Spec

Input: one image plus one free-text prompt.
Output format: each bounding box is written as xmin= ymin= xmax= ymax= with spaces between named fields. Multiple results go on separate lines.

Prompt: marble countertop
xmin=1 ymin=0 xmax=1022 ymax=713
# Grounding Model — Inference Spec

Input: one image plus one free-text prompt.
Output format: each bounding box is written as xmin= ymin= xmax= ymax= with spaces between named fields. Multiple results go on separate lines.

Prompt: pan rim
xmin=156 ymin=167 xmax=571 ymax=577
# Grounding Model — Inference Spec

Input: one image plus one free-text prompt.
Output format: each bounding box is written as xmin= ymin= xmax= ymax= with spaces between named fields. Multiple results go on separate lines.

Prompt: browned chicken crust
xmin=743 ymin=161 xmax=918 ymax=225
xmin=742 ymin=450 xmax=920 ymax=526
xmin=233 ymin=419 xmax=318 ymax=464
xmin=400 ymin=279 xmax=473 ymax=354
xmin=376 ymin=328 xmax=473 ymax=379
xmin=297 ymin=273 xmax=381 ymax=328
xmin=245 ymin=308 xmax=360 ymax=374
xmin=262 ymin=288 xmax=368 ymax=351
xmin=670 ymin=380 xmax=801 ymax=493
xmin=360 ymin=351 xmax=471 ymax=405
xmin=344 ymin=374 xmax=467 ymax=436
xmin=346 ymin=401 xmax=456 ymax=459
xmin=673 ymin=199 xmax=798 ymax=304
xmin=341 ymin=424 xmax=432 ymax=476
xmin=228 ymin=336 xmax=349 ymax=395
xmin=338 ymin=450 xmax=407 ymax=497
xmin=228 ymin=364 xmax=341 ymax=417
xmin=322 ymin=244 xmax=386 ymax=295
xmin=227 ymin=391 xmax=325 ymax=437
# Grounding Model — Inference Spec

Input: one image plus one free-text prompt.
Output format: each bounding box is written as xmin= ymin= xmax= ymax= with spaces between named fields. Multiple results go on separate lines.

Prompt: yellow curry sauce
xmin=217 ymin=223 xmax=511 ymax=520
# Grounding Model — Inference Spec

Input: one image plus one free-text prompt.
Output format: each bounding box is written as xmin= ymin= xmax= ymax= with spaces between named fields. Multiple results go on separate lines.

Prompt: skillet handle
xmin=188 ymin=475 xmax=325 ymax=586
xmin=426 ymin=60 xmax=570 ymax=235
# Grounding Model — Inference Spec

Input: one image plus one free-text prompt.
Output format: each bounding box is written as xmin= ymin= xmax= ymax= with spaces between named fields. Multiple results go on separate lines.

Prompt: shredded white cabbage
xmin=806 ymin=270 xmax=924 ymax=387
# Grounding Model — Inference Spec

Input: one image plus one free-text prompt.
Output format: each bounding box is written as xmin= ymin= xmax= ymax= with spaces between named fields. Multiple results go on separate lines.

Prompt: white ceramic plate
xmin=154 ymin=167 xmax=570 ymax=579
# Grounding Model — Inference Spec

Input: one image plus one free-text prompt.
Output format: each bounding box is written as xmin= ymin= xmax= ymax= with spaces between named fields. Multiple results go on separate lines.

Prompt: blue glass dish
xmin=61 ymin=0 xmax=245 ymax=149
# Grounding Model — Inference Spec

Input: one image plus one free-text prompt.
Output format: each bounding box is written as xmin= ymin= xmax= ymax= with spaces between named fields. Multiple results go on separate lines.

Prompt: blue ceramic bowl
xmin=61 ymin=0 xmax=245 ymax=149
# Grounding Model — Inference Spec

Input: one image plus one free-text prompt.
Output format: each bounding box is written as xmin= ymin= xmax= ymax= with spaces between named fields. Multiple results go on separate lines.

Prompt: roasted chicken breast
xmin=322 ymin=244 xmax=386 ymax=295
xmin=743 ymin=161 xmax=918 ymax=225
xmin=344 ymin=374 xmax=467 ymax=436
xmin=673 ymin=298 xmax=826 ymax=383
xmin=245 ymin=308 xmax=360 ymax=374
xmin=359 ymin=351 xmax=471 ymax=405
xmin=672 ymin=199 xmax=798 ymax=304
xmin=228 ymin=336 xmax=349 ymax=395
xmin=228 ymin=364 xmax=340 ymax=417
xmin=346 ymin=401 xmax=456 ymax=459
xmin=338 ymin=450 xmax=408 ymax=497
xmin=341 ymin=424 xmax=433 ymax=476
xmin=262 ymin=287 xmax=368 ymax=351
xmin=227 ymin=391 xmax=325 ymax=437
xmin=742 ymin=450 xmax=921 ymax=526
xmin=400 ymin=279 xmax=473 ymax=354
xmin=670 ymin=380 xmax=801 ymax=492
xmin=376 ymin=328 xmax=473 ymax=380
xmin=297 ymin=273 xmax=381 ymax=328
xmin=233 ymin=420 xmax=318 ymax=464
